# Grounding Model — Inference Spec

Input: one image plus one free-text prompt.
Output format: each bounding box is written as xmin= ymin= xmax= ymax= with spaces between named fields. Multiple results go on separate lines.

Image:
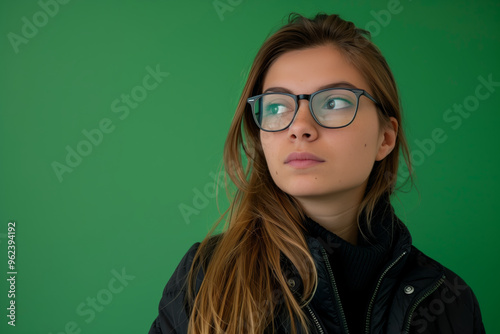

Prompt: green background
xmin=1 ymin=0 xmax=499 ymax=333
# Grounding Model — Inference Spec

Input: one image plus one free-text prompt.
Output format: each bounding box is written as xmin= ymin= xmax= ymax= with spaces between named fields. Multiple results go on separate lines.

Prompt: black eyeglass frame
xmin=247 ymin=87 xmax=382 ymax=132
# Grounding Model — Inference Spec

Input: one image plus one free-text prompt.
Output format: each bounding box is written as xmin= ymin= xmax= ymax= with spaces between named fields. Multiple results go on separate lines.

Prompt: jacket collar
xmin=281 ymin=200 xmax=417 ymax=332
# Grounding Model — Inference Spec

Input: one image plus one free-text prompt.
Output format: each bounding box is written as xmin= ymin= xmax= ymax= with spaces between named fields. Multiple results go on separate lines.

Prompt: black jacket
xmin=148 ymin=215 xmax=485 ymax=333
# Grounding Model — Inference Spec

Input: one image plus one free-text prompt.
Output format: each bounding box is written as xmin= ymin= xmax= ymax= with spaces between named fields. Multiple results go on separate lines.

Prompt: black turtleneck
xmin=305 ymin=201 xmax=397 ymax=333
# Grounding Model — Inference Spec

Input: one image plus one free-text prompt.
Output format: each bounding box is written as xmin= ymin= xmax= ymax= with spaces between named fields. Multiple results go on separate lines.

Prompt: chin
xmin=276 ymin=178 xmax=368 ymax=202
xmin=278 ymin=183 xmax=331 ymax=198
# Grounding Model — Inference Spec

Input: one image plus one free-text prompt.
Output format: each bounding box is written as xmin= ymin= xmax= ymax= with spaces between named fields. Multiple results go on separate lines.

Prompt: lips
xmin=284 ymin=152 xmax=325 ymax=168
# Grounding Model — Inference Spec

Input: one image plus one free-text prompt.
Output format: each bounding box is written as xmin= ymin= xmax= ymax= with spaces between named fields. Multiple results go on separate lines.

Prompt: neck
xmin=295 ymin=189 xmax=364 ymax=245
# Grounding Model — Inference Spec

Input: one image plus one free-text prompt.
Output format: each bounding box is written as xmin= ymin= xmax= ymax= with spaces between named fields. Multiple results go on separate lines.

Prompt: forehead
xmin=262 ymin=44 xmax=370 ymax=95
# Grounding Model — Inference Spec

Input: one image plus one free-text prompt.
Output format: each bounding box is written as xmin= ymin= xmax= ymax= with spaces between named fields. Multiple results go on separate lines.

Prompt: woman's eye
xmin=322 ymin=97 xmax=353 ymax=110
xmin=265 ymin=103 xmax=290 ymax=115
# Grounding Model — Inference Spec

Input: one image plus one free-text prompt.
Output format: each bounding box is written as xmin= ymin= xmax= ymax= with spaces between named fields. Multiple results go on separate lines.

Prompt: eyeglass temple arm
xmin=362 ymin=91 xmax=385 ymax=112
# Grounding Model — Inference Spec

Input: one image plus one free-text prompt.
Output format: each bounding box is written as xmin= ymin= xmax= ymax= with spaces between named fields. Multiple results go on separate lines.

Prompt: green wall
xmin=1 ymin=0 xmax=498 ymax=333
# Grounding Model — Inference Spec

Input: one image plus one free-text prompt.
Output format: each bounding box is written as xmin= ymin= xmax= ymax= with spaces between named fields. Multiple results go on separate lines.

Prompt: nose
xmin=288 ymin=100 xmax=319 ymax=141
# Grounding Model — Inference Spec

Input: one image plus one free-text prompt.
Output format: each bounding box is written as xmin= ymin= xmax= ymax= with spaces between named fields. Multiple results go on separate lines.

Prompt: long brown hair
xmin=186 ymin=13 xmax=412 ymax=333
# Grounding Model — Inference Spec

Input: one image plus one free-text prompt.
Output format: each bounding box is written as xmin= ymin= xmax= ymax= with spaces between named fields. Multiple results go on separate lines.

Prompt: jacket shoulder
xmin=163 ymin=234 xmax=223 ymax=297
xmin=163 ymin=242 xmax=202 ymax=297
xmin=403 ymin=246 xmax=485 ymax=333
xmin=148 ymin=242 xmax=201 ymax=334
xmin=149 ymin=235 xmax=223 ymax=334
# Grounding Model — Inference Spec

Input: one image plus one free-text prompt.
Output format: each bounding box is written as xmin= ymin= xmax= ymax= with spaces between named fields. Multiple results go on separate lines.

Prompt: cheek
xmin=332 ymin=125 xmax=381 ymax=168
xmin=260 ymin=133 xmax=282 ymax=178
xmin=260 ymin=133 xmax=275 ymax=165
xmin=350 ymin=113 xmax=383 ymax=158
xmin=361 ymin=131 xmax=381 ymax=156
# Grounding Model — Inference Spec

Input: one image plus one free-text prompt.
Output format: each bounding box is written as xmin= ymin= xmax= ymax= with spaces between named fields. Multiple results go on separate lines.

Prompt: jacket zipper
xmin=305 ymin=304 xmax=325 ymax=334
xmin=365 ymin=251 xmax=407 ymax=334
xmin=402 ymin=275 xmax=446 ymax=334
xmin=320 ymin=247 xmax=350 ymax=334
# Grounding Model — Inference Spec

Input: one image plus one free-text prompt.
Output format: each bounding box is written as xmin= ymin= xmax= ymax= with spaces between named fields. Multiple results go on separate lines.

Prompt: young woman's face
xmin=260 ymin=44 xmax=396 ymax=207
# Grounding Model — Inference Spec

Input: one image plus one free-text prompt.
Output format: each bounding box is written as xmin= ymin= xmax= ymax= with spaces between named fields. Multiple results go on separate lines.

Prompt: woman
xmin=149 ymin=13 xmax=484 ymax=333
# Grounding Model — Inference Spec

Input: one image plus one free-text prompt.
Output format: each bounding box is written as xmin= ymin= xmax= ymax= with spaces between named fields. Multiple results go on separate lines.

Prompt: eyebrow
xmin=263 ymin=81 xmax=359 ymax=94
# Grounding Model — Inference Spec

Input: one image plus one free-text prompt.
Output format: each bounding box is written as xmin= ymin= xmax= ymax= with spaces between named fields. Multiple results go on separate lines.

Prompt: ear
xmin=375 ymin=117 xmax=398 ymax=161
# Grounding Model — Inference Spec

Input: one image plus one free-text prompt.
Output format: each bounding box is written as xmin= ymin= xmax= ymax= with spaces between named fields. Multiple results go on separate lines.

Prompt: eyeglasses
xmin=247 ymin=87 xmax=381 ymax=132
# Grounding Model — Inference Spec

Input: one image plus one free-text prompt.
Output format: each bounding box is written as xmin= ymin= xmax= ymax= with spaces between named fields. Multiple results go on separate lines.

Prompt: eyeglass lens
xmin=253 ymin=89 xmax=358 ymax=131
